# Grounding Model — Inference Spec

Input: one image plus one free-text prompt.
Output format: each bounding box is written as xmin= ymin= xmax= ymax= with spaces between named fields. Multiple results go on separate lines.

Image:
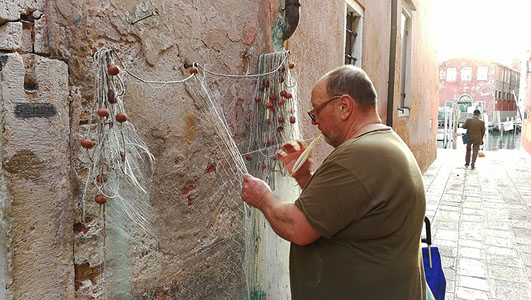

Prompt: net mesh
xmin=77 ymin=48 xmax=300 ymax=299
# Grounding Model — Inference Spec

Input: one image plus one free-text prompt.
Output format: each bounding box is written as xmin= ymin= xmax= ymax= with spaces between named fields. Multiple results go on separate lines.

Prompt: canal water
xmin=484 ymin=129 xmax=522 ymax=151
xmin=436 ymin=128 xmax=522 ymax=151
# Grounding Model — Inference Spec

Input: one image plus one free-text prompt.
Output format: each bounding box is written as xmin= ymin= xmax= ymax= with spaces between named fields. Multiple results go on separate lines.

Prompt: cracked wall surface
xmin=0 ymin=43 xmax=73 ymax=300
xmin=45 ymin=0 xmax=277 ymax=299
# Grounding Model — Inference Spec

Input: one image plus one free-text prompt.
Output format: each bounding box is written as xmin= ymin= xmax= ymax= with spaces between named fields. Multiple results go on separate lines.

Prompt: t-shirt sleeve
xmin=295 ymin=161 xmax=371 ymax=239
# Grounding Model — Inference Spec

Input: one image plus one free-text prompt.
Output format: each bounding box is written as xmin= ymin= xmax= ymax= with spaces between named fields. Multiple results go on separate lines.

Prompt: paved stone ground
xmin=423 ymin=148 xmax=531 ymax=300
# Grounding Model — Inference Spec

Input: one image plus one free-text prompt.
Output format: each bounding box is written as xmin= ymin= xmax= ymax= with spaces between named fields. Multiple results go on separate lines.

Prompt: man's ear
xmin=340 ymin=95 xmax=355 ymax=120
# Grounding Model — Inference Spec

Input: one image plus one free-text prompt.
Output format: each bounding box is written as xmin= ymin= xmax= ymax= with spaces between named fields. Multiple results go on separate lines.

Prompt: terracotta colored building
xmin=439 ymin=58 xmax=519 ymax=125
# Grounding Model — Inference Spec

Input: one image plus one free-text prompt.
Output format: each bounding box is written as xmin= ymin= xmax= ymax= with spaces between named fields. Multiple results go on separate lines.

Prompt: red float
xmin=97 ymin=108 xmax=109 ymax=118
xmin=108 ymin=65 xmax=120 ymax=76
xmin=107 ymin=90 xmax=115 ymax=103
xmin=81 ymin=139 xmax=95 ymax=149
xmin=116 ymin=113 xmax=128 ymax=123
xmin=95 ymin=194 xmax=107 ymax=205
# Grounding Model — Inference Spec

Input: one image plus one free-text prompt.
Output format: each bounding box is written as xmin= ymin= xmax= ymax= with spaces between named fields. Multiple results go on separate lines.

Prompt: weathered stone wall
xmin=0 ymin=49 xmax=73 ymax=300
xmin=44 ymin=0 xmax=287 ymax=299
xmin=1 ymin=0 xmax=74 ymax=299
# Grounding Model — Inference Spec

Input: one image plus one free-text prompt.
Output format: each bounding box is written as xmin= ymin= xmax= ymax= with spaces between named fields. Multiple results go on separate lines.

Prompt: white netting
xmin=77 ymin=48 xmax=158 ymax=299
xmin=78 ymin=48 xmax=300 ymax=299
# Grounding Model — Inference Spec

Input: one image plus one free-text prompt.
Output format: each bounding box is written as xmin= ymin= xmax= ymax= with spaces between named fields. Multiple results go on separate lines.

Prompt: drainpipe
xmin=283 ymin=0 xmax=300 ymax=40
xmin=386 ymin=0 xmax=398 ymax=127
xmin=273 ymin=0 xmax=301 ymax=51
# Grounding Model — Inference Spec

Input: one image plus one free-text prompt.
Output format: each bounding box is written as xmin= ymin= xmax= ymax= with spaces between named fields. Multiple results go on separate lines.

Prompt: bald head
xmin=321 ymin=65 xmax=377 ymax=111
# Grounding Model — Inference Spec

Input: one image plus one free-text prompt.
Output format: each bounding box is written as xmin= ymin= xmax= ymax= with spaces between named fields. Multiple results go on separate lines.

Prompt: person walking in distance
xmin=241 ymin=65 xmax=427 ymax=299
xmin=462 ymin=109 xmax=485 ymax=170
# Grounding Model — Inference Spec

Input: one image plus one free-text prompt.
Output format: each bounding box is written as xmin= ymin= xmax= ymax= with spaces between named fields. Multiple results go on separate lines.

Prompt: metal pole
xmin=444 ymin=107 xmax=448 ymax=148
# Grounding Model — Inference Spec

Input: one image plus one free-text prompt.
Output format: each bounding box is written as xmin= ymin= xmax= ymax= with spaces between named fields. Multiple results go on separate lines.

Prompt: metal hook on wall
xmin=131 ymin=8 xmax=159 ymax=25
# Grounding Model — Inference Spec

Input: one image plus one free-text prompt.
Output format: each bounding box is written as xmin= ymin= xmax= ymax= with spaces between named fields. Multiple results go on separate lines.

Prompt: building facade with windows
xmin=439 ymin=57 xmax=520 ymax=125
xmin=291 ymin=0 xmax=439 ymax=172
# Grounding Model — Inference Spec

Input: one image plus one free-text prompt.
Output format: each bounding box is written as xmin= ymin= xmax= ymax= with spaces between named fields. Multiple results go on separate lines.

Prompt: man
xmin=241 ymin=65 xmax=427 ymax=299
xmin=462 ymin=109 xmax=485 ymax=170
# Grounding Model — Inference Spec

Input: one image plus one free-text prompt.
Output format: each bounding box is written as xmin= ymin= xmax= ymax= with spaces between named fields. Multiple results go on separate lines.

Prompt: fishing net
xmin=77 ymin=48 xmax=301 ymax=299
xmin=77 ymin=48 xmax=158 ymax=299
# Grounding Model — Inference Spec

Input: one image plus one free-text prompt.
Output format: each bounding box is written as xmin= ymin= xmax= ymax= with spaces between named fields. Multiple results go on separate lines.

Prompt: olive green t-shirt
xmin=290 ymin=129 xmax=427 ymax=300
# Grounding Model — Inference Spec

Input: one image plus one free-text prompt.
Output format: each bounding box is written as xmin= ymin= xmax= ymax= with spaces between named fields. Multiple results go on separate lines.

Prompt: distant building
xmin=439 ymin=58 xmax=519 ymax=125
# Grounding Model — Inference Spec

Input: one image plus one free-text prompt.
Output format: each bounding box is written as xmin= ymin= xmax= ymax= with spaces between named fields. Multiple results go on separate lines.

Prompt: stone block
xmin=0 ymin=0 xmax=20 ymax=22
xmin=33 ymin=13 xmax=48 ymax=54
xmin=0 ymin=22 xmax=22 ymax=50
xmin=456 ymin=286 xmax=489 ymax=299
xmin=489 ymin=279 xmax=531 ymax=299
xmin=0 ymin=52 xmax=74 ymax=299
xmin=457 ymin=258 xmax=486 ymax=277
xmin=21 ymin=19 xmax=33 ymax=53
xmin=458 ymin=275 xmax=489 ymax=291
xmin=0 ymin=0 xmax=46 ymax=23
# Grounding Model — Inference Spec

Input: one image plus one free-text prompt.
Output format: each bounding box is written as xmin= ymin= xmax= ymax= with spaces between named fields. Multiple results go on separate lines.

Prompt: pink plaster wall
xmin=288 ymin=0 xmax=439 ymax=172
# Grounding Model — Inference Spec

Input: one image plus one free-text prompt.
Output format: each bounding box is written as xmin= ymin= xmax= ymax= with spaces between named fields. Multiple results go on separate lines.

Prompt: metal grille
xmin=345 ymin=12 xmax=360 ymax=65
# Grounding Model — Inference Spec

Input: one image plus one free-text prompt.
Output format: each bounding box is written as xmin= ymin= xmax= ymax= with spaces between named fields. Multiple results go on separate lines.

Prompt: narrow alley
xmin=424 ymin=148 xmax=531 ymax=299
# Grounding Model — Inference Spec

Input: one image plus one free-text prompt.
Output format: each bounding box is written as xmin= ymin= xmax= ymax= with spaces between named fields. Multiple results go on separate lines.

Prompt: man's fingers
xmin=281 ymin=141 xmax=299 ymax=153
xmin=242 ymin=173 xmax=252 ymax=182
xmin=297 ymin=140 xmax=306 ymax=150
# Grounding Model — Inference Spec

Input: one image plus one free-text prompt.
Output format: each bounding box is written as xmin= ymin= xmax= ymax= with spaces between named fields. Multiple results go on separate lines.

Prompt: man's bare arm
xmin=241 ymin=174 xmax=321 ymax=245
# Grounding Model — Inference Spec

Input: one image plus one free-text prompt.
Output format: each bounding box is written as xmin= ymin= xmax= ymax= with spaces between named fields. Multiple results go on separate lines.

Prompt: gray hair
xmin=324 ymin=65 xmax=377 ymax=110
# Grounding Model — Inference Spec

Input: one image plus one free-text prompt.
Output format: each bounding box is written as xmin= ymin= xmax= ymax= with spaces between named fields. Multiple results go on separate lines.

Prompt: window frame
xmin=461 ymin=66 xmax=472 ymax=81
xmin=477 ymin=66 xmax=488 ymax=80
xmin=398 ymin=7 xmax=413 ymax=116
xmin=447 ymin=67 xmax=457 ymax=81
xmin=344 ymin=1 xmax=364 ymax=67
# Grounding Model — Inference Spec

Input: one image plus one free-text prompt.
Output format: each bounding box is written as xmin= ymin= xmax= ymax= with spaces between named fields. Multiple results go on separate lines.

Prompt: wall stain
xmin=184 ymin=115 xmax=196 ymax=144
xmin=15 ymin=103 xmax=57 ymax=118
xmin=3 ymin=150 xmax=44 ymax=180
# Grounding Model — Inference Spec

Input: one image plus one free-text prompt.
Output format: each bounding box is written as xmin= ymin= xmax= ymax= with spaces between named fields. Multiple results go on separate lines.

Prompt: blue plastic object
xmin=423 ymin=246 xmax=446 ymax=300
xmin=422 ymin=217 xmax=446 ymax=300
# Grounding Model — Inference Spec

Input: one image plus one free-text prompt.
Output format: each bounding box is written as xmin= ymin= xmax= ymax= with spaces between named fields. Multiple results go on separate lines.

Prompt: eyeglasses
xmin=307 ymin=95 xmax=341 ymax=122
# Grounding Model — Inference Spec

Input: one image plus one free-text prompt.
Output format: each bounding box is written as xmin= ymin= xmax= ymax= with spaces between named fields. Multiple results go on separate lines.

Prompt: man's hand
xmin=241 ymin=173 xmax=321 ymax=245
xmin=277 ymin=141 xmax=313 ymax=188
xmin=241 ymin=174 xmax=272 ymax=211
